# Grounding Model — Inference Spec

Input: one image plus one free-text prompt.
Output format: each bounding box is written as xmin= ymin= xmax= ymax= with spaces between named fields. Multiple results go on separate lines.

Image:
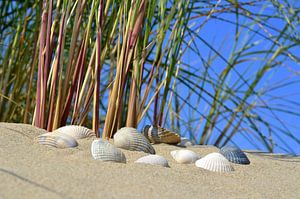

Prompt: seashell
xmin=195 ymin=152 xmax=234 ymax=172
xmin=135 ymin=155 xmax=169 ymax=167
xmin=220 ymin=146 xmax=250 ymax=165
xmin=178 ymin=137 xmax=196 ymax=147
xmin=53 ymin=125 xmax=95 ymax=140
xmin=91 ymin=139 xmax=126 ymax=163
xmin=143 ymin=125 xmax=180 ymax=145
xmin=113 ymin=127 xmax=155 ymax=154
xmin=170 ymin=149 xmax=200 ymax=164
xmin=36 ymin=132 xmax=78 ymax=148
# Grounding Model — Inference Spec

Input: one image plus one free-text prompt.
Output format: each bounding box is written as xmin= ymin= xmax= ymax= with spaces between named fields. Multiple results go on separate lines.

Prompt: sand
xmin=0 ymin=123 xmax=299 ymax=199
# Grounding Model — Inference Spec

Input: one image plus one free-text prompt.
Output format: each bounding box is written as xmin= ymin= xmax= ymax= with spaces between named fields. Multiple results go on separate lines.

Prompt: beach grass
xmin=0 ymin=0 xmax=299 ymax=154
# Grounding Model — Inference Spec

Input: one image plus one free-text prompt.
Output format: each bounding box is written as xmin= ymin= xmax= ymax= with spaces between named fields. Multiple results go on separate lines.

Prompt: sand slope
xmin=0 ymin=123 xmax=299 ymax=199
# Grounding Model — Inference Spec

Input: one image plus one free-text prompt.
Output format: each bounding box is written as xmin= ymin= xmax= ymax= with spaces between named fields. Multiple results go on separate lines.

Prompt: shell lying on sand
xmin=135 ymin=155 xmax=169 ymax=167
xmin=36 ymin=132 xmax=78 ymax=148
xmin=91 ymin=139 xmax=126 ymax=163
xmin=220 ymin=146 xmax=250 ymax=165
xmin=170 ymin=149 xmax=200 ymax=164
xmin=113 ymin=127 xmax=155 ymax=154
xmin=195 ymin=152 xmax=234 ymax=172
xmin=178 ymin=137 xmax=196 ymax=147
xmin=53 ymin=125 xmax=95 ymax=140
xmin=142 ymin=125 xmax=180 ymax=145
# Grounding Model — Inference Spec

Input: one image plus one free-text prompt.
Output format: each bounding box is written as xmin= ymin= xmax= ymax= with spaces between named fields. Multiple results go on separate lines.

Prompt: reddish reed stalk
xmin=34 ymin=9 xmax=47 ymax=128
xmin=93 ymin=0 xmax=104 ymax=137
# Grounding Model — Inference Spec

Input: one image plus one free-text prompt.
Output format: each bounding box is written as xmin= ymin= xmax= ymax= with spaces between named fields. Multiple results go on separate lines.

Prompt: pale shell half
xmin=36 ymin=132 xmax=78 ymax=148
xmin=135 ymin=155 xmax=169 ymax=167
xmin=53 ymin=125 xmax=95 ymax=140
xmin=91 ymin=139 xmax=126 ymax=163
xmin=170 ymin=149 xmax=200 ymax=164
xmin=113 ymin=127 xmax=155 ymax=154
xmin=195 ymin=152 xmax=234 ymax=172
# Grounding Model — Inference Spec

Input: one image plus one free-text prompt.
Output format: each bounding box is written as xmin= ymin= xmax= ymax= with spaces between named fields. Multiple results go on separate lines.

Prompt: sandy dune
xmin=0 ymin=123 xmax=299 ymax=199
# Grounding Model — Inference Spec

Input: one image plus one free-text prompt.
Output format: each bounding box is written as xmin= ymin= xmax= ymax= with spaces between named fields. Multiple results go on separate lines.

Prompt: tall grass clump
xmin=0 ymin=0 xmax=299 ymax=154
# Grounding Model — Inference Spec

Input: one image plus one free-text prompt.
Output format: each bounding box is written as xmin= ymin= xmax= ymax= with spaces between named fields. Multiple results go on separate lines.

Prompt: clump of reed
xmin=0 ymin=0 xmax=299 ymax=154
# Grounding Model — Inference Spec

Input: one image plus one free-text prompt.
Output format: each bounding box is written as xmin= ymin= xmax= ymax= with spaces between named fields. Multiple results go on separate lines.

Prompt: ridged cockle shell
xmin=195 ymin=152 xmax=234 ymax=172
xmin=36 ymin=132 xmax=78 ymax=148
xmin=143 ymin=125 xmax=180 ymax=145
xmin=91 ymin=139 xmax=126 ymax=163
xmin=113 ymin=127 xmax=155 ymax=154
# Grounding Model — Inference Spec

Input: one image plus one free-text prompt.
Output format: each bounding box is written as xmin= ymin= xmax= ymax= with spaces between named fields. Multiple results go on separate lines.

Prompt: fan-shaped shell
xmin=170 ymin=149 xmax=200 ymax=164
xmin=36 ymin=132 xmax=78 ymax=148
xmin=220 ymin=146 xmax=250 ymax=165
xmin=195 ymin=152 xmax=234 ymax=172
xmin=143 ymin=125 xmax=180 ymax=145
xmin=135 ymin=155 xmax=169 ymax=167
xmin=91 ymin=139 xmax=126 ymax=163
xmin=113 ymin=127 xmax=155 ymax=154
xmin=178 ymin=137 xmax=196 ymax=147
xmin=53 ymin=125 xmax=95 ymax=140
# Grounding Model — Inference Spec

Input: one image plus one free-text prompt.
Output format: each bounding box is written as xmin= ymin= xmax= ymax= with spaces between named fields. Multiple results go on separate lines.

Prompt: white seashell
xmin=135 ymin=155 xmax=169 ymax=167
xmin=36 ymin=132 xmax=78 ymax=148
xmin=53 ymin=125 xmax=95 ymax=140
xmin=178 ymin=137 xmax=196 ymax=147
xmin=170 ymin=149 xmax=200 ymax=164
xmin=195 ymin=152 xmax=234 ymax=172
xmin=113 ymin=127 xmax=155 ymax=154
xmin=91 ymin=139 xmax=126 ymax=163
xmin=143 ymin=125 xmax=180 ymax=145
